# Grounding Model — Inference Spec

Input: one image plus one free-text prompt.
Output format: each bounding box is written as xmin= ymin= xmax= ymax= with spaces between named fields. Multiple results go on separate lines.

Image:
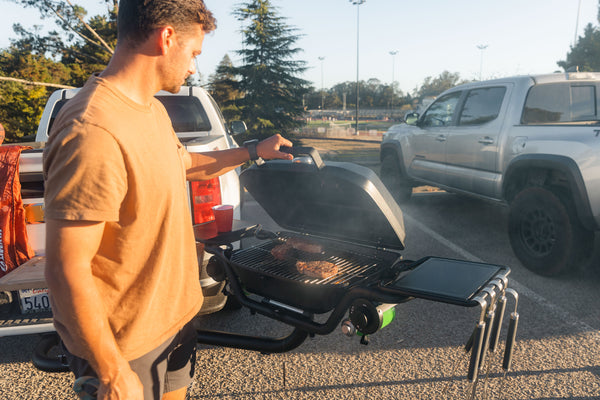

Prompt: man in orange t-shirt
xmin=43 ymin=1 xmax=292 ymax=399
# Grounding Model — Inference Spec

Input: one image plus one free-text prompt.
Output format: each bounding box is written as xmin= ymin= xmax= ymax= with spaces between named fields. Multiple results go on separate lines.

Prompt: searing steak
xmin=295 ymin=260 xmax=338 ymax=279
xmin=271 ymin=237 xmax=323 ymax=261
xmin=270 ymin=243 xmax=292 ymax=260
xmin=286 ymin=237 xmax=323 ymax=254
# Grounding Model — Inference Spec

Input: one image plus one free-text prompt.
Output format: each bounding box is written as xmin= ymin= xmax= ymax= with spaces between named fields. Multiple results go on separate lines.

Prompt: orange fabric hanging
xmin=0 ymin=145 xmax=35 ymax=277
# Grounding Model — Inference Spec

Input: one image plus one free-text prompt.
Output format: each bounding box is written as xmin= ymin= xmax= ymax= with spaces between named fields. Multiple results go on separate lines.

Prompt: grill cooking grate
xmin=231 ymin=234 xmax=393 ymax=287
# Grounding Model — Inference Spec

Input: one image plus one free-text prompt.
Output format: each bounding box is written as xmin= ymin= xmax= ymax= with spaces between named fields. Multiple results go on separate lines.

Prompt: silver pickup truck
xmin=0 ymin=85 xmax=244 ymax=345
xmin=380 ymin=72 xmax=600 ymax=277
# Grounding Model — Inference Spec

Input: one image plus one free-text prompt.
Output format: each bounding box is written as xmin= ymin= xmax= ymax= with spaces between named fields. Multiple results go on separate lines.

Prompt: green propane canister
xmin=379 ymin=303 xmax=396 ymax=330
xmin=350 ymin=300 xmax=396 ymax=336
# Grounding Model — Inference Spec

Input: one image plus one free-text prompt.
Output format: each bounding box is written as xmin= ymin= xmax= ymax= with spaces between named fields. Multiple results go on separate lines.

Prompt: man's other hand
xmin=98 ymin=365 xmax=144 ymax=400
xmin=257 ymin=134 xmax=293 ymax=160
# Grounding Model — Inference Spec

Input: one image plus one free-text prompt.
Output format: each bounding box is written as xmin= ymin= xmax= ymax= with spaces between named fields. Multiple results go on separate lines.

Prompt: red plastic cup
xmin=212 ymin=205 xmax=234 ymax=233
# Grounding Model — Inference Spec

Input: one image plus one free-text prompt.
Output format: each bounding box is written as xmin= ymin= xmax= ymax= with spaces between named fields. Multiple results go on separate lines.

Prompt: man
xmin=43 ymin=1 xmax=293 ymax=399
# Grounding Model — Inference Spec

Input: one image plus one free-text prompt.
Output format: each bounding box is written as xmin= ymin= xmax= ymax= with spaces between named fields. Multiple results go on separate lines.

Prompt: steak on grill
xmin=286 ymin=237 xmax=323 ymax=254
xmin=271 ymin=243 xmax=292 ymax=260
xmin=270 ymin=237 xmax=324 ymax=261
xmin=295 ymin=260 xmax=339 ymax=279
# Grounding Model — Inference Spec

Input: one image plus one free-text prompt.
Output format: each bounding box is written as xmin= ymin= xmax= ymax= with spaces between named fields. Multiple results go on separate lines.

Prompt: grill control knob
xmin=349 ymin=299 xmax=379 ymax=335
xmin=206 ymin=256 xmax=226 ymax=282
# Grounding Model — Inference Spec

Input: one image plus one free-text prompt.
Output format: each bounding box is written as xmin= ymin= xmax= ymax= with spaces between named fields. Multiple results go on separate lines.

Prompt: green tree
xmin=415 ymin=71 xmax=463 ymax=98
xmin=325 ymin=80 xmax=408 ymax=110
xmin=557 ymin=0 xmax=600 ymax=72
xmin=8 ymin=1 xmax=117 ymax=86
xmin=209 ymin=54 xmax=241 ymax=121
xmin=558 ymin=24 xmax=600 ymax=71
xmin=1 ymin=1 xmax=116 ymax=141
xmin=232 ymin=0 xmax=309 ymax=139
xmin=0 ymin=46 xmax=73 ymax=141
xmin=8 ymin=0 xmax=116 ymax=56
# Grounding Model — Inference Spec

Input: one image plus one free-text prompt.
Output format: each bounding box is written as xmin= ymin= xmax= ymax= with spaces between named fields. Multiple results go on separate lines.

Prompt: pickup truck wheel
xmin=508 ymin=187 xmax=593 ymax=276
xmin=380 ymin=155 xmax=412 ymax=203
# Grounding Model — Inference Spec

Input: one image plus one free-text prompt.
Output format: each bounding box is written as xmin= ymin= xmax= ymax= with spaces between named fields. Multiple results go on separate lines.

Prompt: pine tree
xmin=232 ymin=0 xmax=308 ymax=139
xmin=209 ymin=54 xmax=241 ymax=121
xmin=557 ymin=1 xmax=600 ymax=72
xmin=557 ymin=24 xmax=600 ymax=72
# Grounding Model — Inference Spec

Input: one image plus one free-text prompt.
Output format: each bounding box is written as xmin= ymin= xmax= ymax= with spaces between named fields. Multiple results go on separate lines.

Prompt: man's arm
xmin=184 ymin=134 xmax=293 ymax=180
xmin=45 ymin=219 xmax=143 ymax=399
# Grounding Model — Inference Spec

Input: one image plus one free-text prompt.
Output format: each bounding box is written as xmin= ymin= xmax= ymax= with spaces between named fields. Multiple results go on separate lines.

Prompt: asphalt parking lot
xmin=1 ymin=138 xmax=599 ymax=399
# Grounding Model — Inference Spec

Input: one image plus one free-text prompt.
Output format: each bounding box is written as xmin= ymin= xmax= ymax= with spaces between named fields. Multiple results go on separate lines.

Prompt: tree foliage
xmin=303 ymin=80 xmax=410 ymax=110
xmin=557 ymin=23 xmax=600 ymax=72
xmin=231 ymin=0 xmax=309 ymax=139
xmin=557 ymin=1 xmax=600 ymax=72
xmin=415 ymin=71 xmax=464 ymax=99
xmin=208 ymin=54 xmax=241 ymax=121
xmin=7 ymin=0 xmax=117 ymax=86
xmin=0 ymin=1 xmax=116 ymax=141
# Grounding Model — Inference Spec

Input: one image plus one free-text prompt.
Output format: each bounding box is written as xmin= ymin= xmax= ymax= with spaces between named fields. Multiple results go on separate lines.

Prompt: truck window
xmin=521 ymin=83 xmax=598 ymax=124
xmin=458 ymin=87 xmax=506 ymax=126
xmin=47 ymin=99 xmax=69 ymax=136
xmin=156 ymin=95 xmax=211 ymax=133
xmin=420 ymin=91 xmax=462 ymax=127
xmin=47 ymin=95 xmax=213 ymax=136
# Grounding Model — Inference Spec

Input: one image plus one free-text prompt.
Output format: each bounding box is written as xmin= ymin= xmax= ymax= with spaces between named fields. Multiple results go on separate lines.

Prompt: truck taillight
xmin=190 ymin=178 xmax=222 ymax=224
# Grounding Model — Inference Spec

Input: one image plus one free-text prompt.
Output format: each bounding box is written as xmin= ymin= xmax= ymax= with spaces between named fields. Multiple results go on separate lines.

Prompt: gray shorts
xmin=61 ymin=320 xmax=197 ymax=400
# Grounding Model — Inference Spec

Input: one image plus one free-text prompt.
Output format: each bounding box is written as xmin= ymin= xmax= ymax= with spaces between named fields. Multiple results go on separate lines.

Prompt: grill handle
xmin=279 ymin=146 xmax=325 ymax=170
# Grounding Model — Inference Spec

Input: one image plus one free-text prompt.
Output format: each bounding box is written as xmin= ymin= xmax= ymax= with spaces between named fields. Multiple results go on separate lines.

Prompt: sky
xmin=0 ymin=0 xmax=598 ymax=95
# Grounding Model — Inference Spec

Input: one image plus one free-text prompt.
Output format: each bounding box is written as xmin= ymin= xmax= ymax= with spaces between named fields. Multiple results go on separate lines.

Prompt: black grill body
xmin=230 ymin=232 xmax=401 ymax=313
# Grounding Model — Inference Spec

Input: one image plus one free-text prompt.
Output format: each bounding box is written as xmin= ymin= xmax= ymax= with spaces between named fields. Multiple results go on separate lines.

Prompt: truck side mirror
xmin=404 ymin=112 xmax=419 ymax=126
xmin=230 ymin=120 xmax=247 ymax=135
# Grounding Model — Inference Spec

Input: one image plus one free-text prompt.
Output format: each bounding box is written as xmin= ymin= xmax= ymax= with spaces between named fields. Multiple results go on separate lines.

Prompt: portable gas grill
xmin=195 ymin=147 xmax=520 ymax=383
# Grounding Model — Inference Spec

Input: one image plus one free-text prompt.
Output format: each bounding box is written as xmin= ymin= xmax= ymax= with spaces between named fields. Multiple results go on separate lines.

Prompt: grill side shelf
xmin=377 ymin=257 xmax=511 ymax=307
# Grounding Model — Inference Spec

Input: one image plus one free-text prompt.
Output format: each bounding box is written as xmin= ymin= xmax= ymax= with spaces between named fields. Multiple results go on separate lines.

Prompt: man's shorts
xmin=61 ymin=320 xmax=197 ymax=400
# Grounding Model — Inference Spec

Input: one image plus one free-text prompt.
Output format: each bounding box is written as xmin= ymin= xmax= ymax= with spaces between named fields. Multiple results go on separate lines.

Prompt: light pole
xmin=574 ymin=0 xmax=582 ymax=46
xmin=350 ymin=0 xmax=365 ymax=135
xmin=477 ymin=44 xmax=488 ymax=81
xmin=389 ymin=50 xmax=398 ymax=117
xmin=318 ymin=56 xmax=325 ymax=112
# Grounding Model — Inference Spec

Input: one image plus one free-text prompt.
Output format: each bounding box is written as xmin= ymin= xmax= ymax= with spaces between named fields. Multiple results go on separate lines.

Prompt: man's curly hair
xmin=117 ymin=0 xmax=216 ymax=47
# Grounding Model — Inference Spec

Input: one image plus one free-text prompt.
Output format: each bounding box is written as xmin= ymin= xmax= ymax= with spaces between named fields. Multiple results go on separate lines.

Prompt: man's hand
xmin=185 ymin=134 xmax=293 ymax=180
xmin=256 ymin=134 xmax=293 ymax=160
xmin=98 ymin=365 xmax=144 ymax=400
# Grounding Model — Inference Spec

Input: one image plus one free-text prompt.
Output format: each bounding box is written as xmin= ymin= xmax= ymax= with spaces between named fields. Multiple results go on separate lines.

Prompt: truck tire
xmin=508 ymin=186 xmax=593 ymax=276
xmin=380 ymin=154 xmax=412 ymax=203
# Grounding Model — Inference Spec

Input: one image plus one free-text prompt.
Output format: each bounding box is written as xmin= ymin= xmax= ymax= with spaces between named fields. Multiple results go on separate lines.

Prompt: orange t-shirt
xmin=43 ymin=76 xmax=203 ymax=360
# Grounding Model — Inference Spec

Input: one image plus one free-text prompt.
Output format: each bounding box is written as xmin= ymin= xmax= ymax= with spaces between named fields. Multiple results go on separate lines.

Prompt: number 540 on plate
xmin=18 ymin=288 xmax=51 ymax=314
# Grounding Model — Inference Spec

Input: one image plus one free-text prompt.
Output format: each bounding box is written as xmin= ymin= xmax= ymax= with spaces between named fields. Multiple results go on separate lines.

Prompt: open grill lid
xmin=240 ymin=147 xmax=406 ymax=250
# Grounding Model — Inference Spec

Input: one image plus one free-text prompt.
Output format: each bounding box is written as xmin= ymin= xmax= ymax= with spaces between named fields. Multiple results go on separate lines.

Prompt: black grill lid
xmin=240 ymin=147 xmax=405 ymax=250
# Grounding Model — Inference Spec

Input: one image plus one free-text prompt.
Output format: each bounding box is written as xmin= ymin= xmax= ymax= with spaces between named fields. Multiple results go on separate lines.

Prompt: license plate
xmin=18 ymin=288 xmax=51 ymax=314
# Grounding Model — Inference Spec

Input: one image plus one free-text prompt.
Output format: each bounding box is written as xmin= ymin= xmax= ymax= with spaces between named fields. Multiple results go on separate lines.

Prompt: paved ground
xmin=1 ymin=138 xmax=600 ymax=399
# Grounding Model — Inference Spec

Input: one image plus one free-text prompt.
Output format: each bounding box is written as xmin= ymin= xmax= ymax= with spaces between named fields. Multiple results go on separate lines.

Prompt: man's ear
xmin=157 ymin=26 xmax=177 ymax=55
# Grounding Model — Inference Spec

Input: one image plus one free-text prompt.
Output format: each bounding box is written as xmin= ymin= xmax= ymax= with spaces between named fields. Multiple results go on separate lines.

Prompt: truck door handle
xmin=435 ymin=135 xmax=447 ymax=142
xmin=478 ymin=136 xmax=494 ymax=145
